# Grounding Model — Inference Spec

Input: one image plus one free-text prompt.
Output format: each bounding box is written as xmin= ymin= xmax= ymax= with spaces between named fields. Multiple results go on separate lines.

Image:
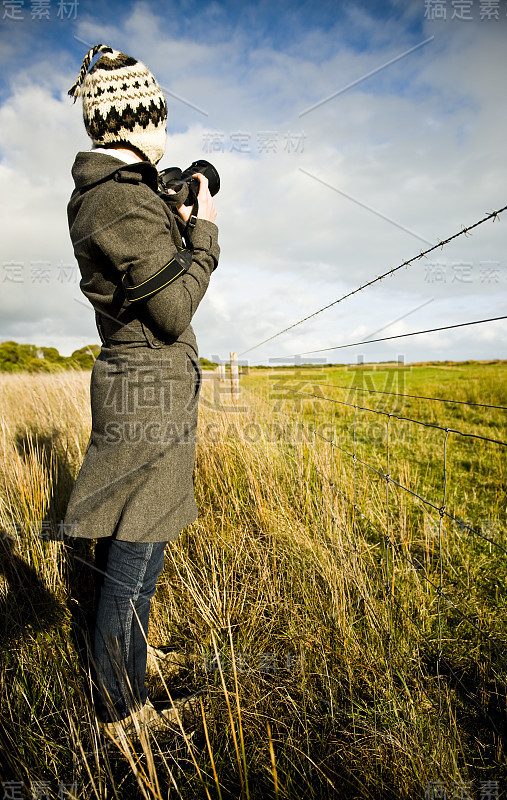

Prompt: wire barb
xmin=240 ymin=203 xmax=507 ymax=356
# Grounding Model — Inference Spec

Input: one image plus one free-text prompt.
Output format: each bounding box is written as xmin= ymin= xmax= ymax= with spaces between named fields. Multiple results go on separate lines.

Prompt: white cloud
xmin=0 ymin=1 xmax=505 ymax=363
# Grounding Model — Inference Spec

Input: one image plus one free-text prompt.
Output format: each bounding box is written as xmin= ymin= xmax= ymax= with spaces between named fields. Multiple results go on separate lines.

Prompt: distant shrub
xmin=0 ymin=341 xmax=100 ymax=372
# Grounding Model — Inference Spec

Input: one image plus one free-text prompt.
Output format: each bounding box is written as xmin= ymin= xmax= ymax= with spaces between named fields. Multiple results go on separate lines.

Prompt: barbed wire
xmin=286 ymin=386 xmax=507 ymax=553
xmin=239 ymin=204 xmax=507 ymax=356
xmin=308 ymin=454 xmax=504 ymax=739
xmin=293 ymin=472 xmax=500 ymax=755
xmin=232 ymin=198 xmax=506 ymax=768
xmin=239 ymin=381 xmax=506 ymax=554
xmin=290 ymin=387 xmax=507 ymax=451
xmin=311 ymin=454 xmax=505 ymax=730
xmin=240 ymin=381 xmax=506 ymax=646
xmin=277 ymin=377 xmax=507 ymax=412
xmin=255 ymin=381 xmax=505 ymax=758
xmin=298 ymin=315 xmax=507 ymax=355
xmin=388 ymin=594 xmax=502 ymax=738
xmin=238 ymin=376 xmax=507 ymax=766
xmin=240 ymin=380 xmax=505 ymax=759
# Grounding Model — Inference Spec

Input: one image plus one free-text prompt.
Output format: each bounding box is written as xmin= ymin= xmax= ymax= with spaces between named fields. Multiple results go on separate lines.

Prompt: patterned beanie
xmin=68 ymin=44 xmax=167 ymax=164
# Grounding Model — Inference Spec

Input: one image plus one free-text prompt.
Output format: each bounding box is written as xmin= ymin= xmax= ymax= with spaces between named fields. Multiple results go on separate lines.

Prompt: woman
xmin=64 ymin=44 xmax=219 ymax=734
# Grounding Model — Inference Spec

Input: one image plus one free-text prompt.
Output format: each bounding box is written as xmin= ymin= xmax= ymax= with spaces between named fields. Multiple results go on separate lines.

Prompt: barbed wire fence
xmin=216 ymin=205 xmax=507 ymax=778
xmin=239 ymin=204 xmax=507 ymax=357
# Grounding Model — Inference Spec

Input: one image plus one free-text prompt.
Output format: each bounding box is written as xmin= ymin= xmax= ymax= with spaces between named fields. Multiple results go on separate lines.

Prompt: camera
xmin=158 ymin=159 xmax=220 ymax=208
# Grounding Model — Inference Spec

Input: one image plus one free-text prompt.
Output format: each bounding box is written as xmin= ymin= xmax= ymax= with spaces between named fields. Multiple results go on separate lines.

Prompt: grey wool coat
xmin=63 ymin=151 xmax=220 ymax=542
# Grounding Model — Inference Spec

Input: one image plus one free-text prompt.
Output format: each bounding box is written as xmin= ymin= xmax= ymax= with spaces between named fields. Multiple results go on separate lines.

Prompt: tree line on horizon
xmin=0 ymin=341 xmax=219 ymax=372
xmin=1 ymin=340 xmax=503 ymax=374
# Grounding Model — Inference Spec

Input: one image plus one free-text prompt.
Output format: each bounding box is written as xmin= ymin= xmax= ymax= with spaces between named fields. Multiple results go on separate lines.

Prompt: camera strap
xmin=121 ymin=246 xmax=193 ymax=302
xmin=185 ymin=200 xmax=198 ymax=237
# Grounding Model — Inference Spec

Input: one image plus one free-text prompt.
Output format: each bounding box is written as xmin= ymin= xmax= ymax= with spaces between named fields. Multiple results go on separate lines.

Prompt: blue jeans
xmin=91 ymin=537 xmax=168 ymax=723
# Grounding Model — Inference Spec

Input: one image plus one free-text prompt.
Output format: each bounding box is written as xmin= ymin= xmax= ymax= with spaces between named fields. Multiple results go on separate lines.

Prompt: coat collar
xmin=71 ymin=151 xmax=159 ymax=193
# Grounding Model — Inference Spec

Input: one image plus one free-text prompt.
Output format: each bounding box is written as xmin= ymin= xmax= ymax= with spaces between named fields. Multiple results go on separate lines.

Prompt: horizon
xmin=1 ymin=0 xmax=506 ymax=365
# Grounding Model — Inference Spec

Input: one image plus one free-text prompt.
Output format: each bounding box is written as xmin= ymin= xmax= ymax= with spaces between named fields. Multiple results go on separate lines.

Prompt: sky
xmin=0 ymin=0 xmax=506 ymax=366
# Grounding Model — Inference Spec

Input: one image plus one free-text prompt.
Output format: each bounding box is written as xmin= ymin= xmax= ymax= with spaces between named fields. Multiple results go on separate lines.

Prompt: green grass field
xmin=0 ymin=361 xmax=505 ymax=799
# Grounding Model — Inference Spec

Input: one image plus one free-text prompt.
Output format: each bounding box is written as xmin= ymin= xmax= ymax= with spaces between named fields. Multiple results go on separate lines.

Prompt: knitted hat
xmin=68 ymin=44 xmax=167 ymax=164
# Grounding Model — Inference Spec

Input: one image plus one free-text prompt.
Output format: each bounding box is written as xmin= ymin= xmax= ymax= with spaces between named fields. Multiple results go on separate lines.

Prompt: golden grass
xmin=0 ymin=365 xmax=505 ymax=799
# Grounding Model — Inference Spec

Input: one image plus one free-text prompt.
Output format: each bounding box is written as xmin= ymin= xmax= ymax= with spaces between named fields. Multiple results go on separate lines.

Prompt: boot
xmin=98 ymin=691 xmax=206 ymax=741
xmin=146 ymin=645 xmax=199 ymax=678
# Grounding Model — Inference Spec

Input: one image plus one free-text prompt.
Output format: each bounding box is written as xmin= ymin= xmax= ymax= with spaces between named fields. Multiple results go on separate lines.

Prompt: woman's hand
xmin=177 ymin=172 xmax=217 ymax=224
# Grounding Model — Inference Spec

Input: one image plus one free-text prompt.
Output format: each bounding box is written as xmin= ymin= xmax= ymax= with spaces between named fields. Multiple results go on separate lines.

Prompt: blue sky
xmin=0 ymin=0 xmax=506 ymax=364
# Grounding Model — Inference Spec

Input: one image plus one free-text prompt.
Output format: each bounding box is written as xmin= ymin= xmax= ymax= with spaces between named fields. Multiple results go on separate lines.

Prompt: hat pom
xmin=68 ymin=44 xmax=113 ymax=103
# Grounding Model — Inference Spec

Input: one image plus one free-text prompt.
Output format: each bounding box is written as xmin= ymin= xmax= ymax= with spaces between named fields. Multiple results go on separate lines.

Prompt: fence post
xmin=230 ymin=351 xmax=239 ymax=402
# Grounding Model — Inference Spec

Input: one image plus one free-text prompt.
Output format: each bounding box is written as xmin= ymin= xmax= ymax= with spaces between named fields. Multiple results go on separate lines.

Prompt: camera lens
xmin=181 ymin=160 xmax=220 ymax=197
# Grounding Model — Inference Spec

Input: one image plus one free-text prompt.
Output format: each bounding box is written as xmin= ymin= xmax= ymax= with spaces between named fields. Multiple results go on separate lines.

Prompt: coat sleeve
xmin=90 ymin=179 xmax=220 ymax=339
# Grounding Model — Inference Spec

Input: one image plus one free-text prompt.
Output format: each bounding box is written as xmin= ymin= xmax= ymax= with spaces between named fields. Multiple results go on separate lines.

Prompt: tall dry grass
xmin=0 ymin=366 xmax=505 ymax=799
